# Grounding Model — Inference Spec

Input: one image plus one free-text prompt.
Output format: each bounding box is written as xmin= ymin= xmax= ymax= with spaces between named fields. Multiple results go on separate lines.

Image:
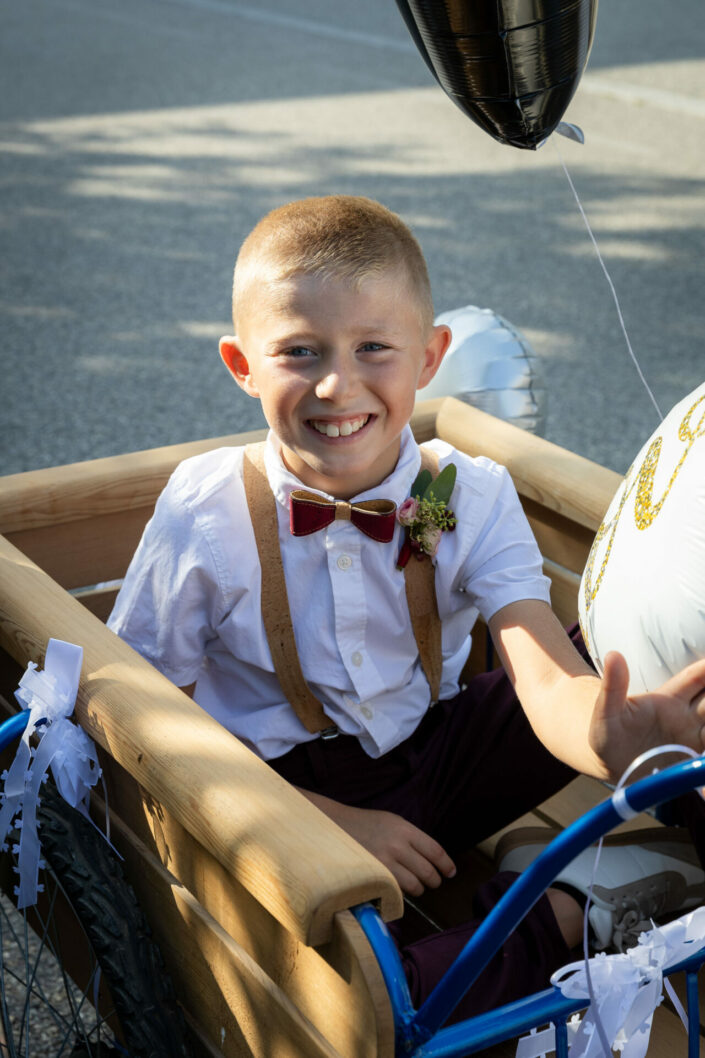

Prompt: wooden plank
xmin=0 ymin=429 xmax=268 ymax=536
xmin=0 ymin=534 xmax=402 ymax=946
xmin=181 ymin=1016 xmax=226 ymax=1058
xmin=6 ymin=506 xmax=153 ymax=589
xmin=435 ymin=398 xmax=621 ymax=532
xmin=95 ymin=751 xmax=393 ymax=1058
xmin=108 ymin=813 xmax=344 ymax=1058
xmin=0 ymin=401 xmax=439 ymax=541
xmin=545 ymin=560 xmax=581 ymax=628
xmin=73 ymin=583 xmax=121 ymax=623
xmin=0 ymin=403 xmax=440 ymax=591
xmin=522 ymin=497 xmax=595 ymax=575
xmin=537 ymin=775 xmax=666 ymax=837
xmin=411 ymin=397 xmax=443 ymax=444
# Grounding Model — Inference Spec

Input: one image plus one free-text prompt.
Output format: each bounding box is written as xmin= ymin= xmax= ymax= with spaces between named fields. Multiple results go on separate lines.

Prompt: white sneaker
xmin=496 ymin=826 xmax=705 ymax=951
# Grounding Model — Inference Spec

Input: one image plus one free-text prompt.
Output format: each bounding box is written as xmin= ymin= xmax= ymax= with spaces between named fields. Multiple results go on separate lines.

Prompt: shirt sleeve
xmin=107 ymin=470 xmax=224 ymax=687
xmin=460 ymin=462 xmax=551 ymax=622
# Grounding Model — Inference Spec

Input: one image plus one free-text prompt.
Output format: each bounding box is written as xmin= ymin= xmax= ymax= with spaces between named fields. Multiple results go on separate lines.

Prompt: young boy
xmin=109 ymin=195 xmax=705 ymax=1020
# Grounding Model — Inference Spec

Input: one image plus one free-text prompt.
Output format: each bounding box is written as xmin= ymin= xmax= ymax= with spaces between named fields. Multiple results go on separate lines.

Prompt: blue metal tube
xmin=555 ymin=1017 xmax=569 ymax=1058
xmin=686 ymin=970 xmax=700 ymax=1058
xmin=412 ymin=756 xmax=705 ymax=1039
xmin=412 ymin=988 xmax=583 ymax=1058
xmin=0 ymin=710 xmax=30 ymax=752
xmin=352 ymin=903 xmax=417 ymax=1043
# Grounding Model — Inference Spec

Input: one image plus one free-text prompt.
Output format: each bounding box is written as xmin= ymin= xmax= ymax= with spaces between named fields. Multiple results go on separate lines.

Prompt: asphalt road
xmin=1 ymin=0 xmax=704 ymax=475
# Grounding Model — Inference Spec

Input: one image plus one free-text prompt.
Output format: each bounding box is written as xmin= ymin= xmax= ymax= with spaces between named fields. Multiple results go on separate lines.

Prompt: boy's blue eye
xmin=284 ymin=346 xmax=315 ymax=358
xmin=360 ymin=342 xmax=385 ymax=352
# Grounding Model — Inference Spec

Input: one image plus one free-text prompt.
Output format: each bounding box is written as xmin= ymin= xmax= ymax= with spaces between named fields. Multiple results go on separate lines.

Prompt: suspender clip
xmin=319 ymin=725 xmax=340 ymax=741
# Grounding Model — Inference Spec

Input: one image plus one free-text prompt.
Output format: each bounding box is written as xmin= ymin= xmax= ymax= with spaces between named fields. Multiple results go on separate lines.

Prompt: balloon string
xmin=553 ymin=143 xmax=664 ymax=423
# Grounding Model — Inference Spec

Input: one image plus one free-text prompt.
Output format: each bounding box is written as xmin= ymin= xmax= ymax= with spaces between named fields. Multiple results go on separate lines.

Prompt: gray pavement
xmin=1 ymin=0 xmax=704 ymax=476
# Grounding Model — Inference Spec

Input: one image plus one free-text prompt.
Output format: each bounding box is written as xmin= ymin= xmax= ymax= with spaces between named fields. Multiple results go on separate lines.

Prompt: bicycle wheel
xmin=0 ymin=783 xmax=191 ymax=1058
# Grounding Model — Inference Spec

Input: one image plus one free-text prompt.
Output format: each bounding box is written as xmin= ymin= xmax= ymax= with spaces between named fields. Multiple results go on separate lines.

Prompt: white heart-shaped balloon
xmin=421 ymin=305 xmax=546 ymax=435
xmin=579 ymin=382 xmax=705 ymax=693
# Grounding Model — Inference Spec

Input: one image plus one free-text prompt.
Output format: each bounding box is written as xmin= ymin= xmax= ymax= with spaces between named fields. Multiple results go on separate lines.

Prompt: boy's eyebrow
xmin=265 ymin=318 xmax=405 ymax=344
xmin=263 ymin=329 xmax=320 ymax=348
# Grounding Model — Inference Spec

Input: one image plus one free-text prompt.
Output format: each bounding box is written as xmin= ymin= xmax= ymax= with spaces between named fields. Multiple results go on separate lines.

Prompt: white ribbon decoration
xmin=0 ymin=639 xmax=102 ymax=908
xmin=515 ymin=908 xmax=705 ymax=1058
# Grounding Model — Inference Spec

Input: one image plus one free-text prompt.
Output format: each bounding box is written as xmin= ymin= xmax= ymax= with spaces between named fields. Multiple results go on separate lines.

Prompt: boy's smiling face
xmin=220 ymin=271 xmax=450 ymax=499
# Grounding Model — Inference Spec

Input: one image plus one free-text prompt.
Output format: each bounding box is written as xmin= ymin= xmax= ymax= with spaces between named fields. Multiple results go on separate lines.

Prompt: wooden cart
xmin=0 ymin=397 xmax=701 ymax=1056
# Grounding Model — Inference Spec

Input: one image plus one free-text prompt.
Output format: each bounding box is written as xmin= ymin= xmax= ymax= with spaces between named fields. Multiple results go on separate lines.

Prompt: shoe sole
xmin=495 ymin=825 xmax=703 ymax=870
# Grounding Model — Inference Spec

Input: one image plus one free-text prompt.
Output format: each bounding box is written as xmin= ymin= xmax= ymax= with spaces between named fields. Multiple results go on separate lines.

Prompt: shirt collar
xmin=264 ymin=425 xmax=423 ymax=510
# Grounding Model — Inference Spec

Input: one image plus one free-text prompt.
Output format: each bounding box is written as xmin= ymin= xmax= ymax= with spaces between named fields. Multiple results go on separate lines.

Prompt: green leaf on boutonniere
xmin=410 ymin=468 xmax=432 ymax=500
xmin=423 ymin=463 xmax=456 ymax=505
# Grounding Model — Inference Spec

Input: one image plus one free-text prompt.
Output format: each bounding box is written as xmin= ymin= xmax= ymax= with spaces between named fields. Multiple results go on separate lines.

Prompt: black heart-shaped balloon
xmin=395 ymin=0 xmax=598 ymax=149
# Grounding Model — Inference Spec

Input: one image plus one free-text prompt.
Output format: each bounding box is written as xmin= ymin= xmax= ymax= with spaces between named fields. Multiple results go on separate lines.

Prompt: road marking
xmin=582 ymin=74 xmax=705 ymax=119
xmin=160 ymin=0 xmax=416 ymax=52
xmin=26 ymin=0 xmax=705 ymax=120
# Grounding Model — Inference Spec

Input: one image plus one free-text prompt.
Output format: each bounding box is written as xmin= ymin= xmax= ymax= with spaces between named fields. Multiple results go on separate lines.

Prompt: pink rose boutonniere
xmin=396 ymin=463 xmax=457 ymax=569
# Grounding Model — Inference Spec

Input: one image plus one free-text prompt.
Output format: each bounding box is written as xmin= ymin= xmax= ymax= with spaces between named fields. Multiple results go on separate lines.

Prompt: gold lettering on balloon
xmin=582 ymin=393 xmax=705 ymax=630
xmin=634 ymin=394 xmax=705 ymax=530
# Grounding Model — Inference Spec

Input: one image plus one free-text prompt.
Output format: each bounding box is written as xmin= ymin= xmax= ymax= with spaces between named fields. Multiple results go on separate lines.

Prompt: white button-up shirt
xmin=108 ymin=427 xmax=550 ymax=760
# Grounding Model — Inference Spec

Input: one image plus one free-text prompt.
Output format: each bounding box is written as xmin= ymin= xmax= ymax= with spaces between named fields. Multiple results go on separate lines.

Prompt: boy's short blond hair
xmin=232 ymin=195 xmax=434 ymax=333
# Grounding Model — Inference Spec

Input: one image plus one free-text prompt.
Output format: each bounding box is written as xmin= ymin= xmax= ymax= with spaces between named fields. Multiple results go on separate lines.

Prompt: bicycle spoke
xmin=1 ymin=783 xmax=189 ymax=1058
xmin=1 ymin=891 xmax=121 ymax=1056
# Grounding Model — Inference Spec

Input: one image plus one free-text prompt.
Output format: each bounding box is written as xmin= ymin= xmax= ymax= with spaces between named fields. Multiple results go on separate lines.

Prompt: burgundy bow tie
xmin=289 ymin=490 xmax=397 ymax=542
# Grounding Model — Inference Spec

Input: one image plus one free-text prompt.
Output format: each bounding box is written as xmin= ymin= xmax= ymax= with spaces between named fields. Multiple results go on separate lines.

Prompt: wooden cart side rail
xmin=0 ymin=404 xmax=445 ymax=538
xmin=105 ymin=802 xmax=393 ymax=1058
xmin=0 ymin=399 xmax=617 ymax=599
xmin=435 ymin=398 xmax=622 ymax=533
xmin=120 ymin=835 xmax=342 ymax=1058
xmin=0 ymin=399 xmax=615 ymax=541
xmin=431 ymin=398 xmax=620 ymax=629
xmin=0 ymin=404 xmax=440 ymax=591
xmin=92 ymin=748 xmax=393 ymax=1058
xmin=0 ymin=534 xmax=403 ymax=947
xmin=0 ymin=428 xmax=265 ymax=591
xmin=0 ymin=430 xmax=272 ymax=535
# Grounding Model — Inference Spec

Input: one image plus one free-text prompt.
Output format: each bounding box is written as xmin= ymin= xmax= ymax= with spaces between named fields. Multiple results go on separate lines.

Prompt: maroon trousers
xmin=270 ymin=635 xmax=583 ymax=1023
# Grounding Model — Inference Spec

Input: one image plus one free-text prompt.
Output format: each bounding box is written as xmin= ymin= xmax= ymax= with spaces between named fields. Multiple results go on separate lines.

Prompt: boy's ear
xmin=417 ymin=324 xmax=452 ymax=390
xmin=219 ymin=336 xmax=260 ymax=398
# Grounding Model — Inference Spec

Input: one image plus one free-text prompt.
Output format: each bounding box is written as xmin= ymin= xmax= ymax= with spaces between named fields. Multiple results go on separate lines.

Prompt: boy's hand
xmin=337 ymin=806 xmax=457 ymax=897
xmin=590 ymin=651 xmax=705 ymax=780
xmin=490 ymin=600 xmax=705 ymax=781
xmin=299 ymin=789 xmax=456 ymax=896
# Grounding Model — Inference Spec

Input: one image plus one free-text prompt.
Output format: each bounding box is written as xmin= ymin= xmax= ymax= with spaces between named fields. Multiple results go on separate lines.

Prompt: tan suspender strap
xmin=243 ymin=444 xmax=333 ymax=734
xmin=405 ymin=447 xmax=443 ymax=704
xmin=243 ymin=442 xmax=444 ymax=732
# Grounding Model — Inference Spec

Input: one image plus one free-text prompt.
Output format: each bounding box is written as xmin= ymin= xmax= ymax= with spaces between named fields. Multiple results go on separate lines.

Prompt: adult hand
xmin=589 ymin=651 xmax=705 ymax=780
xmin=300 ymin=789 xmax=456 ymax=896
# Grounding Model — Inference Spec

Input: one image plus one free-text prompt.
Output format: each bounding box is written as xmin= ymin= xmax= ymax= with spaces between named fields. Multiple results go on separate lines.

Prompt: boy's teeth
xmin=311 ymin=416 xmax=368 ymax=438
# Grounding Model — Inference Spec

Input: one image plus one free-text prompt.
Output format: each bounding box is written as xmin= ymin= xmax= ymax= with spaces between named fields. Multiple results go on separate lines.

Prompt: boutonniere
xmin=396 ymin=463 xmax=457 ymax=569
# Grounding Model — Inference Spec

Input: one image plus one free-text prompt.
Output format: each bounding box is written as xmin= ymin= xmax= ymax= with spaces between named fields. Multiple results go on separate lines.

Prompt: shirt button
xmin=351 ymin=651 xmax=363 ymax=667
xmin=337 ymin=554 xmax=352 ymax=571
xmin=361 ymin=705 xmax=373 ymax=720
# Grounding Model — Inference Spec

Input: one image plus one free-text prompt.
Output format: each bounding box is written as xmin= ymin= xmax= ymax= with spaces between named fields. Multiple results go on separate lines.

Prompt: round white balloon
xmin=579 ymin=381 xmax=705 ymax=693
xmin=420 ymin=305 xmax=546 ymax=435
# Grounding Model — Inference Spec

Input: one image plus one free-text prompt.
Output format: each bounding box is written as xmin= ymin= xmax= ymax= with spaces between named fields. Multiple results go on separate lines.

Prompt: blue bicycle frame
xmin=0 ymin=709 xmax=31 ymax=750
xmin=5 ymin=708 xmax=704 ymax=1054
xmin=354 ymin=756 xmax=705 ymax=1058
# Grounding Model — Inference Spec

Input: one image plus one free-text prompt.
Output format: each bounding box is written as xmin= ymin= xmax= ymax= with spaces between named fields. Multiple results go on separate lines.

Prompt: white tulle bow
xmin=0 ymin=639 xmax=102 ymax=908
xmin=516 ymin=908 xmax=705 ymax=1058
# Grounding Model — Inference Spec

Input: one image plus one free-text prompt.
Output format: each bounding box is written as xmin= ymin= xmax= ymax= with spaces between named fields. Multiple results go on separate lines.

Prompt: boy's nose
xmin=315 ymin=360 xmax=358 ymax=402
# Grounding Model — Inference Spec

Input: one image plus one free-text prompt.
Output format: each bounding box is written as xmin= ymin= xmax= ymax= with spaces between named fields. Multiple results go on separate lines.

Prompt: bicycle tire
xmin=0 ymin=783 xmax=192 ymax=1058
